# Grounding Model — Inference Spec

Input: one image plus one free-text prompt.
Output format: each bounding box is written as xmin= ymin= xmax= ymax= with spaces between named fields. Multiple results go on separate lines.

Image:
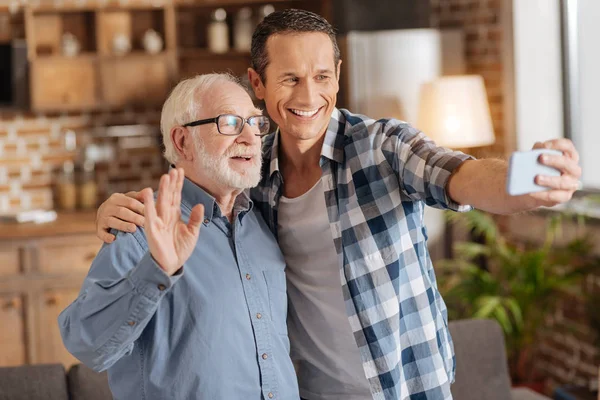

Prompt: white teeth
xmin=290 ymin=108 xmax=319 ymax=117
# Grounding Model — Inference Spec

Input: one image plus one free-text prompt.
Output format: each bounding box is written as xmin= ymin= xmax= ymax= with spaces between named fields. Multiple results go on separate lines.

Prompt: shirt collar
xmin=179 ymin=174 xmax=253 ymax=224
xmin=267 ymin=107 xmax=346 ymax=178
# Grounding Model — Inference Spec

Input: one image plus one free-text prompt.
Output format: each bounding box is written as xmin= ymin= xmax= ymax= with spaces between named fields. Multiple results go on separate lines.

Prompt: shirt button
xmin=246 ymin=273 xmax=251 ymax=280
xmin=262 ymin=353 xmax=268 ymax=360
xmin=128 ymin=321 xmax=135 ymax=326
xmin=256 ymin=313 xmax=262 ymax=319
xmin=203 ymin=218 xmax=209 ymax=224
xmin=158 ymin=284 xmax=166 ymax=291
xmin=268 ymin=393 xmax=274 ymax=398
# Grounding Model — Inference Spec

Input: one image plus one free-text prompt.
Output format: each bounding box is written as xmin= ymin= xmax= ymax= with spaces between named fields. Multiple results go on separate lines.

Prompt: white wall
xmin=513 ymin=0 xmax=564 ymax=150
xmin=578 ymin=0 xmax=600 ymax=188
xmin=346 ymin=29 xmax=443 ymax=123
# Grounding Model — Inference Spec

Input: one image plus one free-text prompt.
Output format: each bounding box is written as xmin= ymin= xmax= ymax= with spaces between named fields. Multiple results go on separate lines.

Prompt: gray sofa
xmin=450 ymin=318 xmax=551 ymax=400
xmin=0 ymin=319 xmax=551 ymax=400
xmin=0 ymin=363 xmax=110 ymax=400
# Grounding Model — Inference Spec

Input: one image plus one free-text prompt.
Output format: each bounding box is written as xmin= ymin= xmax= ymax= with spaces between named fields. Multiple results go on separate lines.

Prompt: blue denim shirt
xmin=58 ymin=178 xmax=299 ymax=400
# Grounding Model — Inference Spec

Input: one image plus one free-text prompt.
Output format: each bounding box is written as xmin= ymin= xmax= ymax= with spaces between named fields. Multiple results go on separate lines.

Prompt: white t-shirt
xmin=278 ymin=178 xmax=371 ymax=400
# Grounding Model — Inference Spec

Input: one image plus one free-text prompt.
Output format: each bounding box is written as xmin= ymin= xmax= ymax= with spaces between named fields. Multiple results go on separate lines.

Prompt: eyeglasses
xmin=182 ymin=114 xmax=270 ymax=137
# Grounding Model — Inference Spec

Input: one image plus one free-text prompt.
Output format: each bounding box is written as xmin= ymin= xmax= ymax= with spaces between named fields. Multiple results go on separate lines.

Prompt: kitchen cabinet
xmin=0 ymin=212 xmax=101 ymax=369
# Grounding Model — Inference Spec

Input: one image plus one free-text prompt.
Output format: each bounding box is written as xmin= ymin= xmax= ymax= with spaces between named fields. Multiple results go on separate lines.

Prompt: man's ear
xmin=171 ymin=126 xmax=194 ymax=161
xmin=247 ymin=68 xmax=265 ymax=100
xmin=336 ymin=59 xmax=342 ymax=83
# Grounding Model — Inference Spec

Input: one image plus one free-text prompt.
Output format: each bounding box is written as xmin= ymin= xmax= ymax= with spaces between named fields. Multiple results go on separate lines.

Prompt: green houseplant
xmin=438 ymin=209 xmax=598 ymax=385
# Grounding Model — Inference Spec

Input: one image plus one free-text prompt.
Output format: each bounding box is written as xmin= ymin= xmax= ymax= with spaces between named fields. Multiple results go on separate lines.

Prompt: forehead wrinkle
xmin=217 ymin=105 xmax=264 ymax=117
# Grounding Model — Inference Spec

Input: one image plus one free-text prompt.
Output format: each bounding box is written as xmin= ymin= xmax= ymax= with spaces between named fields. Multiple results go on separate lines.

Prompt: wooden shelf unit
xmin=25 ymin=3 xmax=177 ymax=112
xmin=24 ymin=0 xmax=330 ymax=112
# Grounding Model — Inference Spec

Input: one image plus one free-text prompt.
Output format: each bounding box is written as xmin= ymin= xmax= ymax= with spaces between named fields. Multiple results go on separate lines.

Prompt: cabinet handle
xmin=3 ymin=300 xmax=16 ymax=310
xmin=46 ymin=297 xmax=57 ymax=306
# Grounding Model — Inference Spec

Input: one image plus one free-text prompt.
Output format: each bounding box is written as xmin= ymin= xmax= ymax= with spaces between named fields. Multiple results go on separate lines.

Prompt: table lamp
xmin=417 ymin=75 xmax=495 ymax=148
xmin=417 ymin=75 xmax=496 ymax=258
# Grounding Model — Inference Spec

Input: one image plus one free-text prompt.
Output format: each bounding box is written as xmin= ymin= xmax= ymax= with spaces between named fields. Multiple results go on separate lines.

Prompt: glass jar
xmin=57 ymin=161 xmax=76 ymax=211
xmin=207 ymin=8 xmax=229 ymax=54
xmin=234 ymin=7 xmax=253 ymax=52
xmin=78 ymin=160 xmax=97 ymax=210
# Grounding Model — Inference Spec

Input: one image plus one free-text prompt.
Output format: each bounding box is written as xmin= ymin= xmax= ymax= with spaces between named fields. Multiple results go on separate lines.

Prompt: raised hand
xmin=143 ymin=168 xmax=204 ymax=276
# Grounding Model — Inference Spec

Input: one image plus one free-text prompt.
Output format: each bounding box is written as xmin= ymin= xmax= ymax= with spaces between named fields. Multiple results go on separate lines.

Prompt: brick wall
xmin=539 ymin=288 xmax=600 ymax=391
xmin=0 ymin=110 xmax=167 ymax=214
xmin=430 ymin=0 xmax=507 ymax=158
xmin=507 ymin=213 xmax=600 ymax=392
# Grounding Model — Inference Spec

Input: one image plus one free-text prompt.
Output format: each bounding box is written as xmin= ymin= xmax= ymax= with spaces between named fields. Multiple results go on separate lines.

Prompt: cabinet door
xmin=0 ymin=247 xmax=20 ymax=276
xmin=30 ymin=57 xmax=98 ymax=111
xmin=0 ymin=294 xmax=27 ymax=366
xmin=100 ymin=55 xmax=169 ymax=108
xmin=38 ymin=235 xmax=100 ymax=275
xmin=37 ymin=289 xmax=81 ymax=367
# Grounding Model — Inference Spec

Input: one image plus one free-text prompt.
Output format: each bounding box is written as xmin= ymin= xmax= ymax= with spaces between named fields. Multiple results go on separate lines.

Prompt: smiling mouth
xmin=288 ymin=107 xmax=322 ymax=118
xmin=230 ymin=156 xmax=253 ymax=161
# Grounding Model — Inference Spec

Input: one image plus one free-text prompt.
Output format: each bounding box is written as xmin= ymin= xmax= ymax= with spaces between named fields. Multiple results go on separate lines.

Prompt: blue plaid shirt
xmin=250 ymin=108 xmax=473 ymax=400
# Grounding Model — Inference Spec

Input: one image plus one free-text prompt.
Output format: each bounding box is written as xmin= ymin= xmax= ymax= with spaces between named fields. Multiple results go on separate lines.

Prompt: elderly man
xmin=58 ymin=73 xmax=298 ymax=400
xmin=93 ymin=9 xmax=582 ymax=400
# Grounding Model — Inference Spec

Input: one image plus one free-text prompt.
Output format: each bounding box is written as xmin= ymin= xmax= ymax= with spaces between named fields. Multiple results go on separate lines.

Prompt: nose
xmin=236 ymin=120 xmax=260 ymax=145
xmin=296 ymin=79 xmax=319 ymax=106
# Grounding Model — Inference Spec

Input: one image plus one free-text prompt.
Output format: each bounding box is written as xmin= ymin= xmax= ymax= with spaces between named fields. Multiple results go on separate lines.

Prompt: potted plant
xmin=438 ymin=209 xmax=598 ymax=391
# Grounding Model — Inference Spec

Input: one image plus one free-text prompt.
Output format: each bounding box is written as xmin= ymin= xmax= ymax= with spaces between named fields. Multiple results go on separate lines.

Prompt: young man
xmin=94 ymin=10 xmax=582 ymax=400
xmin=59 ymin=74 xmax=299 ymax=400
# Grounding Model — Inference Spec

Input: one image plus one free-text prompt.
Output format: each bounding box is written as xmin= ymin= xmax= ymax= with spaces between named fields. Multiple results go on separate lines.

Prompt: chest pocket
xmin=263 ymin=270 xmax=288 ymax=335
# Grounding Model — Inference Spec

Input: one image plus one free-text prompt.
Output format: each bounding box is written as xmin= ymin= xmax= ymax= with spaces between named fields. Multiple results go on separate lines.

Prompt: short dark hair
xmin=251 ymin=9 xmax=340 ymax=83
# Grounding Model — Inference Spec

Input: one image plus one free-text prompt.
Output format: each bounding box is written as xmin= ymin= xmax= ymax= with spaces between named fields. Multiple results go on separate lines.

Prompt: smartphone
xmin=506 ymin=149 xmax=562 ymax=196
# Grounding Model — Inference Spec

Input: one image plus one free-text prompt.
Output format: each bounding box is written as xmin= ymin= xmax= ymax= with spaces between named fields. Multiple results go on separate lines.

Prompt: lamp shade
xmin=417 ymin=75 xmax=495 ymax=148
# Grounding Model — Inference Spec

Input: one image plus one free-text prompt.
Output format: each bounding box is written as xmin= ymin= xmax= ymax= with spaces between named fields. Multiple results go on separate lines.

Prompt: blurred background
xmin=0 ymin=0 xmax=599 ymax=399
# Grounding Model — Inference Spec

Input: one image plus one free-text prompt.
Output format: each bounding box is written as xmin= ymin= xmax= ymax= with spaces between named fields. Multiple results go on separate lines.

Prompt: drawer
xmin=38 ymin=235 xmax=102 ymax=274
xmin=0 ymin=294 xmax=27 ymax=366
xmin=0 ymin=247 xmax=21 ymax=276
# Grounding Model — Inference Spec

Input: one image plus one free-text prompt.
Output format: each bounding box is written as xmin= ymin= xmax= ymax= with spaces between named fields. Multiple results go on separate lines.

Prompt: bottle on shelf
xmin=56 ymin=130 xmax=77 ymax=211
xmin=257 ymin=4 xmax=275 ymax=25
xmin=112 ymin=32 xmax=132 ymax=56
xmin=207 ymin=8 xmax=229 ymax=54
xmin=78 ymin=160 xmax=97 ymax=210
xmin=61 ymin=32 xmax=80 ymax=57
xmin=234 ymin=7 xmax=253 ymax=52
xmin=143 ymin=29 xmax=164 ymax=55
xmin=57 ymin=161 xmax=76 ymax=211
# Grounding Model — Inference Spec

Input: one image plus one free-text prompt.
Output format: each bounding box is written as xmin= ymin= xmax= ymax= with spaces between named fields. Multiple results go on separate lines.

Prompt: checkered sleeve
xmin=380 ymin=120 xmax=474 ymax=211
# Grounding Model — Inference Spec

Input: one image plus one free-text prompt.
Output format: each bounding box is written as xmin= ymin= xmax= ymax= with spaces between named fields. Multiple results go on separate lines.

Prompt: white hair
xmin=160 ymin=73 xmax=244 ymax=164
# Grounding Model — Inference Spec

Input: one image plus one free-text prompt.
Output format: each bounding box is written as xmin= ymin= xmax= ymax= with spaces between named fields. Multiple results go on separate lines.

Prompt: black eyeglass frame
xmin=182 ymin=113 xmax=270 ymax=137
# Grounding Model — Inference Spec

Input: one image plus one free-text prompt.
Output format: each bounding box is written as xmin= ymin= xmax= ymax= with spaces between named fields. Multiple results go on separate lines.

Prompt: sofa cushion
xmin=512 ymin=387 xmax=552 ymax=400
xmin=67 ymin=363 xmax=111 ymax=400
xmin=0 ymin=364 xmax=69 ymax=400
xmin=449 ymin=319 xmax=514 ymax=400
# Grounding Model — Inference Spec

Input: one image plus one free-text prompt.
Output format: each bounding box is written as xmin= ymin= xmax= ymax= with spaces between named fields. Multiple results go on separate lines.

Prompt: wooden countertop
xmin=0 ymin=211 xmax=97 ymax=240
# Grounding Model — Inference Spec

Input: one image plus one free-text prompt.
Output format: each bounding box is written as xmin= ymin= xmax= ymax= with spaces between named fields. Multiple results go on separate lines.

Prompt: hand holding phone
xmin=506 ymin=149 xmax=563 ymax=196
